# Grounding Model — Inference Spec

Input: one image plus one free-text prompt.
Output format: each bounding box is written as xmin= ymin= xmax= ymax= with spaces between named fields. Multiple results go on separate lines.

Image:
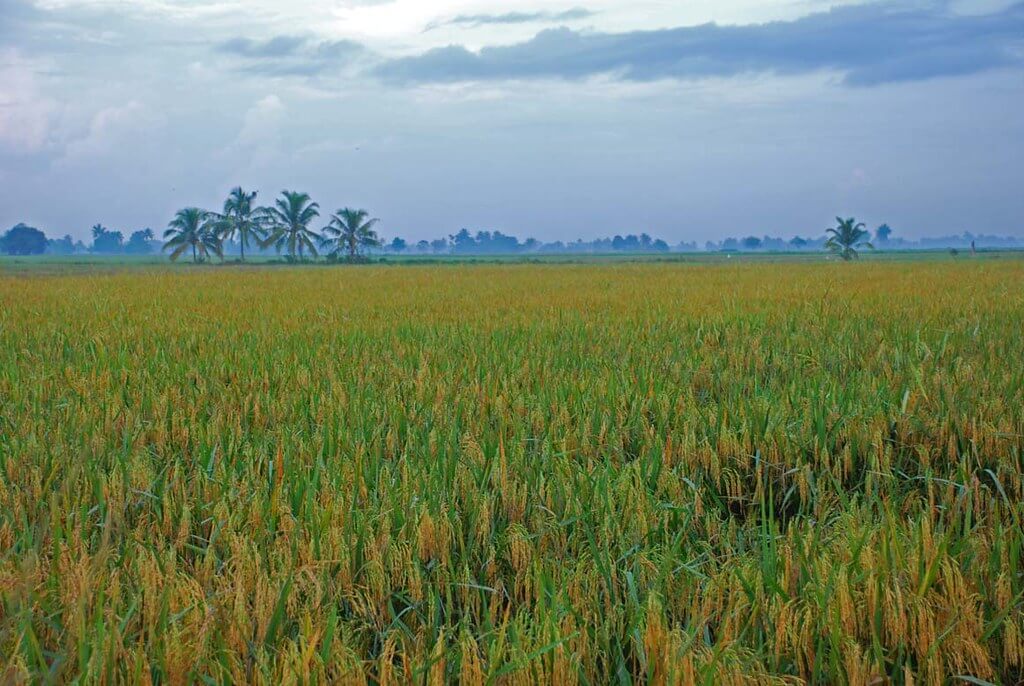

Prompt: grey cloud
xmin=215 ymin=35 xmax=365 ymax=76
xmin=218 ymin=36 xmax=308 ymax=58
xmin=0 ymin=0 xmax=30 ymax=35
xmin=379 ymin=2 xmax=1024 ymax=86
xmin=0 ymin=0 xmax=65 ymax=47
xmin=426 ymin=8 xmax=595 ymax=30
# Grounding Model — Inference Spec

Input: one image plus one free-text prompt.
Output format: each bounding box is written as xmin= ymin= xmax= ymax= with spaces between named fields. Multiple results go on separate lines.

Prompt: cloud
xmin=236 ymin=94 xmax=284 ymax=146
xmin=218 ymin=35 xmax=307 ymax=58
xmin=377 ymin=2 xmax=1024 ymax=86
xmin=426 ymin=7 xmax=595 ymax=31
xmin=0 ymin=49 xmax=58 ymax=154
xmin=216 ymin=94 xmax=286 ymax=169
xmin=215 ymin=35 xmax=365 ymax=76
xmin=0 ymin=0 xmax=37 ymax=39
xmin=31 ymin=0 xmax=241 ymax=22
xmin=58 ymin=100 xmax=163 ymax=165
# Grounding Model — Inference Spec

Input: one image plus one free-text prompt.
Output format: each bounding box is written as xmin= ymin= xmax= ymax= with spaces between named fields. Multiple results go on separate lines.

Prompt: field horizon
xmin=3 ymin=247 xmax=1022 ymax=271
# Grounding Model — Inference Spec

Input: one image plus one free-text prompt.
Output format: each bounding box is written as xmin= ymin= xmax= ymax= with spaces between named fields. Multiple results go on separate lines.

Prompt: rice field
xmin=1 ymin=260 xmax=1022 ymax=684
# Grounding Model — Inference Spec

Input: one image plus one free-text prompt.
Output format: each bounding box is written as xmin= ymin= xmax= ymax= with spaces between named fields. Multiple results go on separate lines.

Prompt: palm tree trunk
xmin=240 ymin=234 xmax=246 ymax=262
xmin=192 ymin=243 xmax=197 ymax=263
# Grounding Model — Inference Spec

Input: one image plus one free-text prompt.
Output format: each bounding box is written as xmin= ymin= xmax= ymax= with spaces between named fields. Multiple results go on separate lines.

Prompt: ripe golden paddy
xmin=1 ymin=261 xmax=1022 ymax=684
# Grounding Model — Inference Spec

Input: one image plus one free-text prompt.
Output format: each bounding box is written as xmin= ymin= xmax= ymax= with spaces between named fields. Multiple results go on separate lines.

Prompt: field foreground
xmin=1 ymin=262 xmax=1023 ymax=684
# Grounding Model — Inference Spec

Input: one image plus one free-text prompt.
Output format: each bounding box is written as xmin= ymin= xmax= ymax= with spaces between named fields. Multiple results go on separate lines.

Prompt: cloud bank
xmin=216 ymin=35 xmax=366 ymax=76
xmin=378 ymin=2 xmax=1024 ymax=85
xmin=426 ymin=8 xmax=596 ymax=31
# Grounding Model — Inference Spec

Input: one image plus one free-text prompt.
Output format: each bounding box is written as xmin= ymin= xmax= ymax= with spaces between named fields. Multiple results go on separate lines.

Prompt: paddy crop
xmin=1 ymin=261 xmax=1022 ymax=684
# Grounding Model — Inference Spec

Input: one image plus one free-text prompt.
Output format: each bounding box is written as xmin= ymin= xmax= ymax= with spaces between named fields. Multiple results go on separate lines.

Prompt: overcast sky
xmin=1 ymin=0 xmax=1022 ymax=242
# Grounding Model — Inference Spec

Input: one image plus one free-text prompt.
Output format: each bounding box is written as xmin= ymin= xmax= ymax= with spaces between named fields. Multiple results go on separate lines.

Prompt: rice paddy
xmin=1 ymin=260 xmax=1022 ymax=684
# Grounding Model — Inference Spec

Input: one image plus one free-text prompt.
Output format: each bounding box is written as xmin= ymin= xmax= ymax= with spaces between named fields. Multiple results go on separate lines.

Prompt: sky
xmin=1 ymin=0 xmax=1022 ymax=243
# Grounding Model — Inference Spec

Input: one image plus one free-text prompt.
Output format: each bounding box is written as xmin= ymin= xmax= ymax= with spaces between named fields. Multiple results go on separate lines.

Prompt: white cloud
xmin=27 ymin=0 xmax=876 ymax=53
xmin=238 ymin=94 xmax=284 ymax=143
xmin=33 ymin=0 xmax=243 ymax=21
xmin=326 ymin=0 xmax=876 ymax=52
xmin=58 ymin=100 xmax=163 ymax=165
xmin=216 ymin=94 xmax=287 ymax=170
xmin=0 ymin=49 xmax=57 ymax=154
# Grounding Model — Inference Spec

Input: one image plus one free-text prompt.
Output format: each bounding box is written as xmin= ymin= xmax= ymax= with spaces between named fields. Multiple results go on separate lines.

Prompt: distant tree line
xmin=399 ymin=229 xmax=673 ymax=256
xmin=700 ymin=223 xmax=1021 ymax=254
xmin=5 ymin=203 xmax=1023 ymax=260
xmin=382 ymin=221 xmax=1021 ymax=258
xmin=0 ymin=223 xmax=160 ymax=256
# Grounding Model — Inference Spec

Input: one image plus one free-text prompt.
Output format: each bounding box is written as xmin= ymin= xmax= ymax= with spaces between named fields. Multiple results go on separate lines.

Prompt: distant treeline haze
xmin=3 ymin=188 xmax=1022 ymax=259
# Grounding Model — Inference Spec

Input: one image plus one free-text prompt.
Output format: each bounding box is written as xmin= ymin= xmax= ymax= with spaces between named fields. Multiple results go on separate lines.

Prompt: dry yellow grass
xmin=0 ymin=261 xmax=1022 ymax=684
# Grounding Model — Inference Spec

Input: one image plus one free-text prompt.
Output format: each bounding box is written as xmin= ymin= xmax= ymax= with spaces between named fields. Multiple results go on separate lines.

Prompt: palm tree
xmin=213 ymin=187 xmax=264 ymax=262
xmin=163 ymin=207 xmax=222 ymax=263
xmin=322 ymin=208 xmax=381 ymax=259
xmin=261 ymin=191 xmax=320 ymax=261
xmin=826 ymin=217 xmax=873 ymax=261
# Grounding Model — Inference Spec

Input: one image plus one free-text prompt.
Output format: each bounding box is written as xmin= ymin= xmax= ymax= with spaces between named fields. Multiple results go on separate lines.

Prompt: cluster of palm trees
xmin=163 ymin=188 xmax=382 ymax=263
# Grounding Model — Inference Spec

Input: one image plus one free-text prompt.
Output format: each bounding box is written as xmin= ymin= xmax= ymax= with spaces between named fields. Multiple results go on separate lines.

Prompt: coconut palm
xmin=212 ymin=187 xmax=264 ymax=261
xmin=826 ymin=217 xmax=873 ymax=261
xmin=261 ymin=191 xmax=320 ymax=261
xmin=163 ymin=208 xmax=222 ymax=263
xmin=321 ymin=208 xmax=381 ymax=259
